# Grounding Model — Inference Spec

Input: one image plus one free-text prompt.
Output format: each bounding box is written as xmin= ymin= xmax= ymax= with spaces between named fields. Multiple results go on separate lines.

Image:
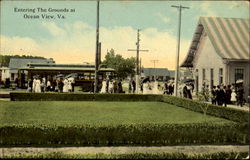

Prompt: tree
xmin=102 ymin=49 xmax=136 ymax=79
xmin=196 ymin=91 xmax=213 ymax=120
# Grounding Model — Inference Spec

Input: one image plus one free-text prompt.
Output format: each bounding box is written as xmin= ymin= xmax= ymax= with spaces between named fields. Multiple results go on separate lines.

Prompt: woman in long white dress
xmin=142 ymin=82 xmax=149 ymax=94
xmin=32 ymin=78 xmax=36 ymax=92
xmin=100 ymin=79 xmax=107 ymax=93
xmin=41 ymin=77 xmax=46 ymax=92
xmin=63 ymin=78 xmax=69 ymax=92
xmin=46 ymin=80 xmax=51 ymax=91
xmin=108 ymin=81 xmax=114 ymax=93
xmin=35 ymin=78 xmax=41 ymax=93
xmin=68 ymin=79 xmax=72 ymax=92
xmin=152 ymin=80 xmax=161 ymax=94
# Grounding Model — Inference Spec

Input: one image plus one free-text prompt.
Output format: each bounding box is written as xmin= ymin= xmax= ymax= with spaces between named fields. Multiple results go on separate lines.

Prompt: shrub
xmin=95 ymin=94 xmax=162 ymax=101
xmin=0 ymin=123 xmax=247 ymax=146
xmin=161 ymin=95 xmax=249 ymax=124
xmin=10 ymin=92 xmax=163 ymax=102
xmin=10 ymin=92 xmax=95 ymax=101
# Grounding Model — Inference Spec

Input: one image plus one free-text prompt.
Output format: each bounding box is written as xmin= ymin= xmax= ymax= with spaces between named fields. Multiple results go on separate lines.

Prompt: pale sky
xmin=0 ymin=0 xmax=249 ymax=69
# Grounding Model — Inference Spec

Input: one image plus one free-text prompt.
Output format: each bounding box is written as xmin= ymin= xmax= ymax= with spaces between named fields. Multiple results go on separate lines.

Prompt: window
xmin=11 ymin=73 xmax=15 ymax=80
xmin=90 ymin=73 xmax=95 ymax=80
xmin=210 ymin=68 xmax=214 ymax=89
xmin=219 ymin=68 xmax=223 ymax=84
xmin=235 ymin=68 xmax=244 ymax=82
xmin=202 ymin=69 xmax=206 ymax=81
xmin=195 ymin=69 xmax=199 ymax=92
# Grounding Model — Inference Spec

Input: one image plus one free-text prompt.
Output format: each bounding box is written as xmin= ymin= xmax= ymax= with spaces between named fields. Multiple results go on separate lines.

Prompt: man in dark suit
xmin=211 ymin=86 xmax=217 ymax=104
xmin=222 ymin=86 xmax=227 ymax=107
xmin=216 ymin=85 xmax=222 ymax=105
xmin=183 ymin=83 xmax=188 ymax=98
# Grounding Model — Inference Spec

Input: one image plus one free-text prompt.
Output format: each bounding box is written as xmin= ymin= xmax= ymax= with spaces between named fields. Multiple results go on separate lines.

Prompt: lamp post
xmin=94 ymin=0 xmax=100 ymax=93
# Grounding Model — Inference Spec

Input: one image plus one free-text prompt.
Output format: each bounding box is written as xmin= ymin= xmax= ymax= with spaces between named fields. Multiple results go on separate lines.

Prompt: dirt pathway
xmin=0 ymin=145 xmax=249 ymax=157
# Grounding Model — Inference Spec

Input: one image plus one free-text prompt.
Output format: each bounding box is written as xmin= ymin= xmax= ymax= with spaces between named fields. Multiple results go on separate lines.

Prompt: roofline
xmin=180 ymin=19 xmax=203 ymax=68
xmin=223 ymin=58 xmax=250 ymax=62
xmin=18 ymin=67 xmax=115 ymax=72
xmin=181 ymin=17 xmax=250 ymax=68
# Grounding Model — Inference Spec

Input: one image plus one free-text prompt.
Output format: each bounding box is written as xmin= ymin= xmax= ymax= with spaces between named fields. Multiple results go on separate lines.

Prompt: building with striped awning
xmin=181 ymin=17 xmax=249 ymax=99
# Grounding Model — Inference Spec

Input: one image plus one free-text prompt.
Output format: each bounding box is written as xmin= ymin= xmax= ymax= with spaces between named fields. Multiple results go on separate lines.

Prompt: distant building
xmin=168 ymin=68 xmax=193 ymax=81
xmin=0 ymin=67 xmax=10 ymax=82
xmin=141 ymin=68 xmax=171 ymax=80
xmin=8 ymin=58 xmax=55 ymax=82
xmin=181 ymin=17 xmax=249 ymax=99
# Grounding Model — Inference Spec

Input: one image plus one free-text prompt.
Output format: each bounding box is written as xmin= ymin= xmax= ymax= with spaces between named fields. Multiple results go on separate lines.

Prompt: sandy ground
xmin=0 ymin=145 xmax=249 ymax=157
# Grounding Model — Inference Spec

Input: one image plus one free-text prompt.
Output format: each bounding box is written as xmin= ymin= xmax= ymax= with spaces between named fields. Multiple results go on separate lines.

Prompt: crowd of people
xmin=3 ymin=74 xmax=246 ymax=107
xmin=99 ymin=77 xmax=174 ymax=95
xmin=182 ymin=83 xmax=194 ymax=99
xmin=141 ymin=80 xmax=161 ymax=94
xmin=99 ymin=78 xmax=124 ymax=93
xmin=209 ymin=84 xmax=245 ymax=107
xmin=27 ymin=76 xmax=75 ymax=93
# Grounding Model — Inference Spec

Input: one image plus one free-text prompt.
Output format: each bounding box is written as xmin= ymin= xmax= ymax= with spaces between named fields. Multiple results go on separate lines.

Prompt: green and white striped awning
xmin=181 ymin=17 xmax=250 ymax=67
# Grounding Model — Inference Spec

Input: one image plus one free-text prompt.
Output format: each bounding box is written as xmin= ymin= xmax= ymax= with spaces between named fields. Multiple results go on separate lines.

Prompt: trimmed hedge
xmin=10 ymin=92 xmax=95 ymax=101
xmin=161 ymin=95 xmax=249 ymax=124
xmin=10 ymin=92 xmax=162 ymax=102
xmin=0 ymin=123 xmax=247 ymax=146
xmin=2 ymin=152 xmax=249 ymax=159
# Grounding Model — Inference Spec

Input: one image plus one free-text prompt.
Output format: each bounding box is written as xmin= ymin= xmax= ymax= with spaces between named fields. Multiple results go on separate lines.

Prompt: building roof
xmin=9 ymin=58 xmax=55 ymax=69
xmin=18 ymin=67 xmax=114 ymax=72
xmin=18 ymin=63 xmax=115 ymax=72
xmin=181 ymin=17 xmax=250 ymax=67
xmin=142 ymin=68 xmax=170 ymax=77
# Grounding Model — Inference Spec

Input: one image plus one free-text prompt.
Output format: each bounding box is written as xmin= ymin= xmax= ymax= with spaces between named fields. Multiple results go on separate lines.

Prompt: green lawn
xmin=0 ymin=101 xmax=232 ymax=126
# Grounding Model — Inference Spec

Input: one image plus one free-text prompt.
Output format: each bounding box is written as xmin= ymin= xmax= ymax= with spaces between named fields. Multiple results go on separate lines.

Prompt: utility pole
xmin=98 ymin=42 xmax=102 ymax=65
xmin=139 ymin=58 xmax=142 ymax=76
xmin=151 ymin=60 xmax=159 ymax=80
xmin=128 ymin=29 xmax=149 ymax=93
xmin=171 ymin=5 xmax=189 ymax=96
xmin=94 ymin=0 xmax=100 ymax=93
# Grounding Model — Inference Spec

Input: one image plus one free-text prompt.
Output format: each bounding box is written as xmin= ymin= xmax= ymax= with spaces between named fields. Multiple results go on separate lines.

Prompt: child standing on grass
xmin=231 ymin=89 xmax=237 ymax=105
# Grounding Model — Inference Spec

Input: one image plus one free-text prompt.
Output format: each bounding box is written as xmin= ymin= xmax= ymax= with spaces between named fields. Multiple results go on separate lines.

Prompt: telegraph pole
xmin=94 ymin=0 xmax=100 ymax=93
xmin=139 ymin=58 xmax=142 ymax=76
xmin=128 ymin=29 xmax=149 ymax=93
xmin=151 ymin=60 xmax=159 ymax=79
xmin=171 ymin=5 xmax=189 ymax=96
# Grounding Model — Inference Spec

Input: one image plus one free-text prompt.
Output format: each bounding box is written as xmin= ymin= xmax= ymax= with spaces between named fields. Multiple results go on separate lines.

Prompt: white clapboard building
xmin=181 ymin=17 xmax=249 ymax=99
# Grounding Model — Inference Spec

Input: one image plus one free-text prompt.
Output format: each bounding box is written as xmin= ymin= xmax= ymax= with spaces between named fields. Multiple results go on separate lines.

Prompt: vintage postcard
xmin=0 ymin=0 xmax=249 ymax=159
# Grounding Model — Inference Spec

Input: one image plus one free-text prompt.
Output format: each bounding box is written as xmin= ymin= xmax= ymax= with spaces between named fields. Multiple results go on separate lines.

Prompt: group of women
xmin=28 ymin=76 xmax=75 ymax=93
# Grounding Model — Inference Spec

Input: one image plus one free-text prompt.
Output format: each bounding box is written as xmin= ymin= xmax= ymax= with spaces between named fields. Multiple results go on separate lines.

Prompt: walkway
xmin=0 ymin=145 xmax=248 ymax=157
xmin=203 ymin=101 xmax=249 ymax=112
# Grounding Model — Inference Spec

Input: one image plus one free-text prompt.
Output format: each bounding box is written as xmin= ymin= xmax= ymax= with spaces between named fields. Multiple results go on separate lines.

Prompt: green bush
xmin=10 ymin=92 xmax=162 ymax=102
xmin=95 ymin=94 xmax=162 ymax=101
xmin=161 ymin=95 xmax=249 ymax=124
xmin=2 ymin=152 xmax=249 ymax=159
xmin=10 ymin=92 xmax=95 ymax=101
xmin=0 ymin=123 xmax=247 ymax=146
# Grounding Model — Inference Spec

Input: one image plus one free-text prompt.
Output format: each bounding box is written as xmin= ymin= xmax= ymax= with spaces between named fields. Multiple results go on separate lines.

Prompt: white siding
xmin=1 ymin=67 xmax=10 ymax=81
xmin=192 ymin=32 xmax=226 ymax=91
